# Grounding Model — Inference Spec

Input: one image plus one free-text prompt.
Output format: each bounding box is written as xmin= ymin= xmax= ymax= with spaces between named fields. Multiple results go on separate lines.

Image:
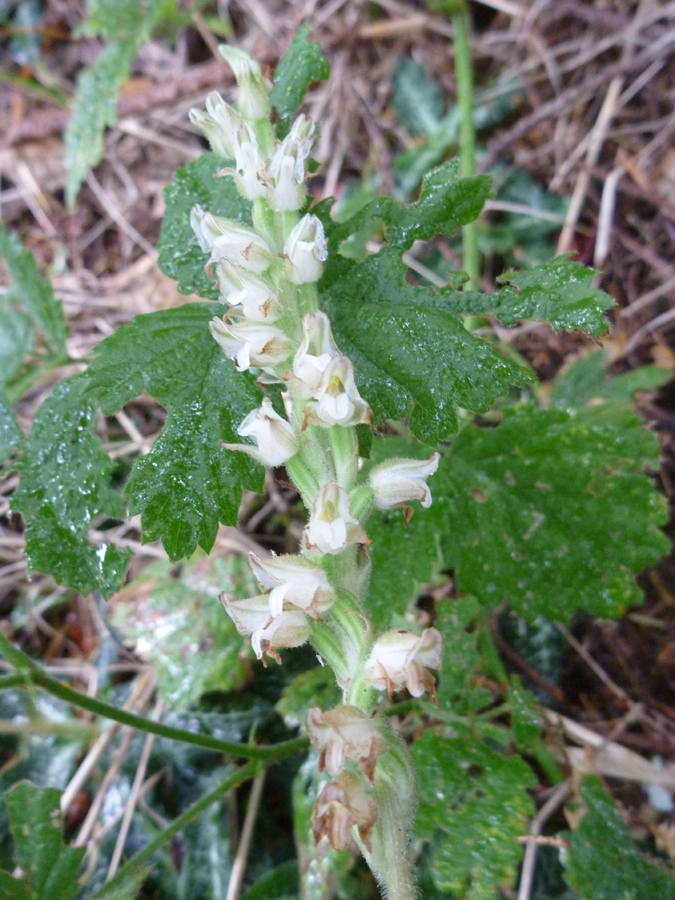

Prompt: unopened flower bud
xmin=284 ymin=215 xmax=327 ymax=284
xmin=302 ymin=357 xmax=373 ymax=429
xmin=209 ymin=316 xmax=292 ymax=373
xmin=370 ymin=453 xmax=440 ymax=509
xmin=191 ymin=206 xmax=273 ymax=273
xmin=219 ymin=45 xmax=272 ymax=122
xmin=364 ymin=628 xmax=443 ymax=700
xmin=312 ymin=771 xmax=377 ymax=852
xmin=222 ymin=397 xmax=298 ymax=467
xmin=189 ymin=92 xmax=242 ymax=159
xmin=221 ymin=593 xmax=309 ymax=665
xmin=307 ymin=706 xmax=387 ymax=782
xmin=304 ymin=481 xmax=369 ymax=555
xmin=248 ymin=552 xmax=335 ymax=619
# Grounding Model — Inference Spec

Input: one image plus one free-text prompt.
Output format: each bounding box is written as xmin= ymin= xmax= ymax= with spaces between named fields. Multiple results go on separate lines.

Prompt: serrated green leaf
xmin=79 ymin=0 xmax=165 ymax=39
xmin=392 ymin=56 xmax=445 ymax=137
xmin=323 ymin=246 xmax=532 ymax=442
xmin=0 ymin=388 xmax=24 ymax=464
xmin=549 ymin=350 xmax=671 ymax=409
xmin=435 ymin=598 xmax=485 ymax=712
xmin=85 ymin=304 xmax=263 ymax=560
xmin=11 ymin=376 xmax=130 ymax=595
xmin=0 ymin=299 xmax=35 ymax=383
xmin=486 ymin=255 xmax=614 ymax=333
xmin=0 ymin=781 xmax=85 ymax=900
xmin=0 ymin=225 xmax=67 ymax=352
xmin=508 ymin=676 xmax=542 ymax=751
xmin=437 ymin=403 xmax=670 ymax=621
xmin=157 ymin=154 xmax=252 ymax=299
xmin=64 ymin=0 xmax=164 ymax=206
xmin=270 ymin=24 xmax=330 ymax=139
xmin=564 ymin=777 xmax=675 ymax=900
xmin=413 ymin=729 xmax=536 ymax=900
xmin=112 ymin=555 xmax=251 ymax=707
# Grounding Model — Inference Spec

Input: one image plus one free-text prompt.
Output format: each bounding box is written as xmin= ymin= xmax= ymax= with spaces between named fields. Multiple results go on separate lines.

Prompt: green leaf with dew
xmin=0 ymin=388 xmax=24 ymax=464
xmin=157 ymin=154 xmax=252 ymax=300
xmin=12 ymin=376 xmax=130 ymax=595
xmin=413 ymin=729 xmax=536 ymax=900
xmin=0 ymin=225 xmax=67 ymax=352
xmin=0 ymin=781 xmax=85 ymax=900
xmin=270 ymin=24 xmax=330 ymax=139
xmin=85 ymin=303 xmax=264 ymax=560
xmin=564 ymin=777 xmax=675 ymax=900
xmin=0 ymin=299 xmax=35 ymax=384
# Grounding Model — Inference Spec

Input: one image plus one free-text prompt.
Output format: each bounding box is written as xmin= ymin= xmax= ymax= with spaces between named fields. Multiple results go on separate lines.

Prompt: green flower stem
xmin=450 ymin=0 xmax=480 ymax=292
xmin=0 ymin=633 xmax=308 ymax=761
xmin=0 ymin=673 xmax=25 ymax=690
xmin=90 ymin=759 xmax=261 ymax=900
xmin=0 ymin=717 xmax=96 ymax=740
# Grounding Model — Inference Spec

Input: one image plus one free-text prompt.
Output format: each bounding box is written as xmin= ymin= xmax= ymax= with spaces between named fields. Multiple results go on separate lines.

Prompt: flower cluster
xmin=190 ymin=44 xmax=445 ymax=871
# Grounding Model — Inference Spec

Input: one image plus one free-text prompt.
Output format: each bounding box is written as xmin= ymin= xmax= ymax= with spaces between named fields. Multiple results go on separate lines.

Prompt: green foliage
xmin=270 ymin=24 xmax=330 ymax=139
xmin=435 ymin=598 xmax=486 ymax=712
xmin=0 ymin=388 xmax=24 ymax=464
xmin=11 ymin=376 xmax=130 ymax=596
xmin=549 ymin=349 xmax=671 ymax=409
xmin=157 ymin=154 xmax=253 ymax=299
xmin=111 ymin=554 xmax=253 ymax=707
xmin=85 ymin=304 xmax=264 ymax=560
xmin=392 ymin=57 xmax=445 ymax=138
xmin=439 ymin=402 xmax=669 ymax=620
xmin=0 ymin=781 xmax=85 ymax=900
xmin=0 ymin=224 xmax=67 ymax=353
xmin=413 ymin=728 xmax=536 ymax=900
xmin=564 ymin=777 xmax=675 ymax=900
xmin=240 ymin=860 xmax=299 ymax=900
xmin=0 ymin=300 xmax=34 ymax=383
xmin=275 ymin=667 xmax=340 ymax=729
xmin=64 ymin=0 xmax=165 ymax=205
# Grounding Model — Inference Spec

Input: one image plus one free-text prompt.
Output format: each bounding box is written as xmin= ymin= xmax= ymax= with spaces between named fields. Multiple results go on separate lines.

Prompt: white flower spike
xmin=306 ymin=706 xmax=387 ymax=782
xmin=304 ymin=481 xmax=369 ymax=555
xmin=221 ymin=397 xmax=298 ymax=467
xmin=364 ymin=628 xmax=443 ymax=701
xmin=248 ymin=552 xmax=335 ymax=620
xmin=219 ymin=45 xmax=272 ymax=122
xmin=221 ymin=593 xmax=309 ymax=666
xmin=284 ymin=214 xmax=328 ymax=284
xmin=370 ymin=453 xmax=440 ymax=510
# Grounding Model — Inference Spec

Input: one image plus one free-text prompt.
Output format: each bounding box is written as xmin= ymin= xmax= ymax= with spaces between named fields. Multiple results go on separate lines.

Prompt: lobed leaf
xmin=413 ymin=729 xmax=536 ymax=900
xmin=0 ymin=225 xmax=67 ymax=352
xmin=270 ymin=24 xmax=330 ymax=139
xmin=549 ymin=349 xmax=671 ymax=409
xmin=157 ymin=154 xmax=252 ymax=299
xmin=564 ymin=777 xmax=675 ymax=900
xmin=11 ymin=376 xmax=130 ymax=596
xmin=437 ymin=402 xmax=670 ymax=621
xmin=0 ymin=781 xmax=85 ymax=900
xmin=85 ymin=303 xmax=264 ymax=560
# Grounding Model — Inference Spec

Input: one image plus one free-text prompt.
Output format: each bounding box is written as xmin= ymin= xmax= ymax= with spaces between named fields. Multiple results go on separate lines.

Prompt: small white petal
xmin=284 ymin=214 xmax=328 ymax=284
xmin=222 ymin=397 xmax=298 ymax=467
xmin=370 ymin=453 xmax=440 ymax=509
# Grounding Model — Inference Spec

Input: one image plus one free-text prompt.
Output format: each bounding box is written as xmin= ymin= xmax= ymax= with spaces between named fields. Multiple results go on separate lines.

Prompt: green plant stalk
xmin=0 ymin=633 xmax=308 ymax=761
xmin=90 ymin=759 xmax=261 ymax=900
xmin=451 ymin=0 xmax=480 ymax=293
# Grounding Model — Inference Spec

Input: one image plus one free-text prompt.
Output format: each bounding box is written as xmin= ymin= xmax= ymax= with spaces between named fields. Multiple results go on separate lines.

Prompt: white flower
xmin=190 ymin=206 xmax=273 ymax=273
xmin=189 ymin=92 xmax=241 ymax=159
xmin=306 ymin=706 xmax=387 ymax=782
xmin=216 ymin=260 xmax=281 ymax=322
xmin=370 ymin=453 xmax=440 ymax=510
xmin=363 ymin=628 xmax=443 ymax=700
xmin=304 ymin=481 xmax=369 ymax=555
xmin=209 ymin=316 xmax=292 ymax=373
xmin=248 ymin=552 xmax=335 ymax=619
xmin=302 ymin=357 xmax=373 ymax=429
xmin=216 ymin=120 xmax=266 ymax=200
xmin=286 ymin=311 xmax=340 ymax=399
xmin=284 ymin=214 xmax=328 ymax=284
xmin=221 ymin=593 xmax=309 ymax=666
xmin=221 ymin=397 xmax=298 ymax=467
xmin=264 ymin=117 xmax=315 ymax=212
xmin=219 ymin=45 xmax=272 ymax=122
xmin=312 ymin=771 xmax=377 ymax=853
